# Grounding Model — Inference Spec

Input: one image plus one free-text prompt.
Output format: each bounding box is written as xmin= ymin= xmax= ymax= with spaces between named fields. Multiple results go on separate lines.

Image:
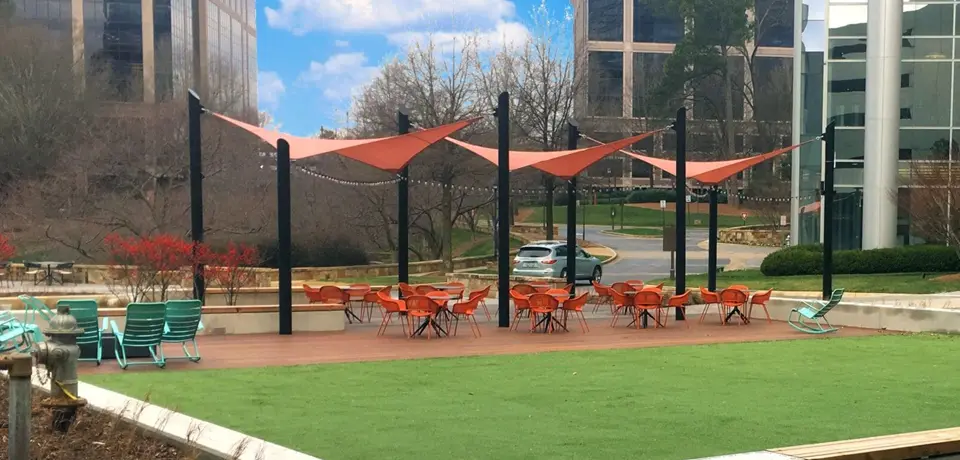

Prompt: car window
xmin=555 ymin=246 xmax=568 ymax=257
xmin=517 ymin=247 xmax=551 ymax=258
xmin=579 ymin=249 xmax=590 ymax=258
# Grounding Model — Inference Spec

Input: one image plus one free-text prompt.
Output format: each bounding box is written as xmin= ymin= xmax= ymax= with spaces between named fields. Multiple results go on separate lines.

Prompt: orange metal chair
xmin=699 ymin=287 xmax=724 ymax=324
xmin=404 ymin=295 xmax=442 ymax=339
xmin=415 ymin=285 xmax=438 ymax=295
xmin=398 ymin=283 xmax=417 ymax=298
xmin=625 ymin=279 xmax=644 ymax=289
xmin=610 ymin=289 xmax=633 ymax=327
xmin=527 ymin=293 xmax=561 ymax=333
xmin=450 ymin=293 xmax=483 ymax=338
xmin=468 ymin=285 xmax=492 ymax=320
xmin=509 ymin=290 xmax=531 ymax=331
xmin=375 ymin=290 xmax=407 ymax=337
xmin=748 ymin=289 xmax=773 ymax=323
xmin=561 ymin=293 xmax=590 ymax=333
xmin=360 ymin=284 xmax=382 ymax=322
xmin=719 ymin=288 xmax=750 ymax=325
xmin=303 ymin=284 xmax=324 ymax=303
xmin=632 ymin=290 xmax=663 ymax=329
xmin=610 ymin=282 xmax=632 ymax=295
xmin=346 ymin=283 xmax=371 ymax=322
xmin=728 ymin=284 xmax=750 ymax=292
xmin=445 ymin=281 xmax=466 ymax=300
xmin=643 ymin=282 xmax=664 ymax=291
xmin=591 ymin=281 xmax=614 ymax=313
xmin=662 ymin=290 xmax=691 ymax=328
xmin=513 ymin=284 xmax=537 ymax=295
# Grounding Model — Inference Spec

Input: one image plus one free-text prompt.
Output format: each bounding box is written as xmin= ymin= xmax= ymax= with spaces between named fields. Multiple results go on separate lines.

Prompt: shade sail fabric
xmin=623 ymin=138 xmax=818 ymax=184
xmin=445 ymin=129 xmax=663 ymax=179
xmin=211 ymin=112 xmax=479 ymax=172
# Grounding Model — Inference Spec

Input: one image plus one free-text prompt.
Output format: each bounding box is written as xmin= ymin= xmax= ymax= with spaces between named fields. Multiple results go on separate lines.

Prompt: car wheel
xmin=560 ymin=268 xmax=568 ymax=279
xmin=592 ymin=267 xmax=602 ymax=283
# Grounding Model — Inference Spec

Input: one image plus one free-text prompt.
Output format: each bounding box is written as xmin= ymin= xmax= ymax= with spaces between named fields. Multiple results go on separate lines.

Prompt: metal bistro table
xmin=531 ymin=291 xmax=570 ymax=334
xmin=33 ymin=262 xmax=69 ymax=286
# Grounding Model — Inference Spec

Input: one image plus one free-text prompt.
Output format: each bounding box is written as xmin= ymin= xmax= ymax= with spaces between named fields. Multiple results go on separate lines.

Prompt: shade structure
xmin=445 ymin=129 xmax=664 ymax=179
xmin=211 ymin=112 xmax=480 ymax=172
xmin=623 ymin=139 xmax=818 ymax=184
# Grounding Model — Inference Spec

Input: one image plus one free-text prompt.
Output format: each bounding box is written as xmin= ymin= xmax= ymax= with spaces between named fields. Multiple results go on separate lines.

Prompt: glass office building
xmin=10 ymin=0 xmax=256 ymax=119
xmin=792 ymin=0 xmax=960 ymax=249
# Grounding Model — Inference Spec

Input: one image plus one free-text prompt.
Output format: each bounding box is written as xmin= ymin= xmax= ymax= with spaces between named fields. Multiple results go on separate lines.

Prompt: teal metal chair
xmin=107 ymin=302 xmax=167 ymax=369
xmin=787 ymin=288 xmax=844 ymax=334
xmin=160 ymin=300 xmax=203 ymax=363
xmin=17 ymin=294 xmax=52 ymax=343
xmin=0 ymin=310 xmax=35 ymax=352
xmin=56 ymin=299 xmax=105 ymax=366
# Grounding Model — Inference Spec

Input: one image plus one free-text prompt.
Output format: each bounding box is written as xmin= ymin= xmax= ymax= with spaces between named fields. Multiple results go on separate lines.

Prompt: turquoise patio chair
xmin=56 ymin=299 xmax=105 ymax=366
xmin=107 ymin=302 xmax=167 ymax=369
xmin=160 ymin=300 xmax=203 ymax=363
xmin=787 ymin=288 xmax=844 ymax=334
xmin=0 ymin=310 xmax=35 ymax=353
xmin=17 ymin=295 xmax=52 ymax=343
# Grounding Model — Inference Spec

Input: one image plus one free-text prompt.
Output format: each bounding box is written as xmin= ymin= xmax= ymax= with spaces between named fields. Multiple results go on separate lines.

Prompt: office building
xmin=9 ymin=0 xmax=257 ymax=119
xmin=793 ymin=0 xmax=960 ymax=249
xmin=571 ymin=0 xmax=794 ymax=188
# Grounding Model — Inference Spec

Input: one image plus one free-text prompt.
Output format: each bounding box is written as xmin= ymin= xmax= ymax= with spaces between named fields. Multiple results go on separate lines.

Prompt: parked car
xmin=512 ymin=241 xmax=603 ymax=283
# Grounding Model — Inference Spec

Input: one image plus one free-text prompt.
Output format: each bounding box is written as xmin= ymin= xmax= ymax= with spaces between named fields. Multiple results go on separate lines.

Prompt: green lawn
xmin=650 ymin=269 xmax=960 ymax=294
xmin=524 ymin=205 xmax=761 ymax=228
xmin=86 ymin=334 xmax=960 ymax=460
xmin=611 ymin=227 xmax=664 ymax=237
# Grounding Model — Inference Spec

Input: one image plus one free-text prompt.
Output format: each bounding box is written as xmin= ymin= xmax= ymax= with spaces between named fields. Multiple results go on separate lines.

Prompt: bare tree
xmin=898 ymin=152 xmax=960 ymax=252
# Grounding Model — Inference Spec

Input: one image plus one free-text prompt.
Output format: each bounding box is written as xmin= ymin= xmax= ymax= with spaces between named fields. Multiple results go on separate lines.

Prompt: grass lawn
xmin=85 ymin=334 xmax=960 ymax=460
xmin=523 ymin=205 xmax=762 ymax=228
xmin=649 ymin=269 xmax=960 ymax=294
xmin=611 ymin=227 xmax=664 ymax=237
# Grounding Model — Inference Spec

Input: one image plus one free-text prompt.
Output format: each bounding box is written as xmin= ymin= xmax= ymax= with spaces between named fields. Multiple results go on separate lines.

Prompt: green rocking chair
xmin=18 ymin=295 xmax=53 ymax=343
xmin=787 ymin=288 xmax=844 ymax=334
xmin=0 ymin=310 xmax=35 ymax=353
xmin=56 ymin=299 xmax=105 ymax=365
xmin=108 ymin=302 xmax=167 ymax=369
xmin=160 ymin=300 xmax=203 ymax=363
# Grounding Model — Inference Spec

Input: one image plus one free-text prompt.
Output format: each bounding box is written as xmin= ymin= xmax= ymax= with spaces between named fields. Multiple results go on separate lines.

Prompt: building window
xmin=827 ymin=61 xmax=866 ymax=127
xmin=755 ymin=0 xmax=793 ymax=48
xmin=902 ymin=3 xmax=952 ymax=37
xmin=834 ymin=129 xmax=865 ymax=161
xmin=633 ymin=0 xmax=683 ymax=44
xmin=632 ymin=52 xmax=669 ymax=118
xmin=900 ymin=62 xmax=950 ymax=127
xmin=900 ymin=129 xmax=952 ymax=161
xmin=692 ymin=56 xmax=745 ymax=121
xmin=588 ymin=0 xmax=623 ymax=42
xmin=828 ymin=39 xmax=866 ymax=60
xmin=754 ymin=57 xmax=792 ymax=122
xmin=828 ymin=4 xmax=867 ymax=38
xmin=588 ymin=51 xmax=624 ymax=116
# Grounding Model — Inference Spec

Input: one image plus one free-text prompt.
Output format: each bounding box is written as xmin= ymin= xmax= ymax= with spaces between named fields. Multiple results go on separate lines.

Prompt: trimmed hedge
xmin=760 ymin=244 xmax=960 ymax=276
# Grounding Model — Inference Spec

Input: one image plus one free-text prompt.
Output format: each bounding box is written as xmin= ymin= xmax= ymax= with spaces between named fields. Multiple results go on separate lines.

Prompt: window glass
xmin=588 ymin=0 xmax=624 ymax=41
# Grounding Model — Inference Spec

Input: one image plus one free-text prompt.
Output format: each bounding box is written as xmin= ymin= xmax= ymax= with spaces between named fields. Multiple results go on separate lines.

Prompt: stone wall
xmin=718 ymin=225 xmax=785 ymax=247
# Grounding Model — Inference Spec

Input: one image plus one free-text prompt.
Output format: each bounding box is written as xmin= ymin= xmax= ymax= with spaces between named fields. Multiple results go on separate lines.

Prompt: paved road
xmin=559 ymin=225 xmax=772 ymax=283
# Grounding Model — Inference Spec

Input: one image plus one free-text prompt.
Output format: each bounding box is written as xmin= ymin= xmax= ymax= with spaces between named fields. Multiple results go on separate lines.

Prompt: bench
xmin=770 ymin=427 xmax=960 ymax=459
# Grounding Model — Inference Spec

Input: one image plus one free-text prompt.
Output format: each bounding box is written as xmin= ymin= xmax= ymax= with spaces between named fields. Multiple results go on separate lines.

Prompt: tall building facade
xmin=571 ymin=0 xmax=795 ymax=188
xmin=10 ymin=0 xmax=256 ymax=119
xmin=792 ymin=0 xmax=960 ymax=249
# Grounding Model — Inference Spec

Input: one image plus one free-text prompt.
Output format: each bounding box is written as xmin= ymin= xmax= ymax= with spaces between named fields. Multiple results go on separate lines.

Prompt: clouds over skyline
xmin=297 ymin=52 xmax=379 ymax=101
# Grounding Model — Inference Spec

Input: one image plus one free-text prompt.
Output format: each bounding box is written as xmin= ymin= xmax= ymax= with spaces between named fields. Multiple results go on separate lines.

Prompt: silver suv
xmin=512 ymin=241 xmax=603 ymax=283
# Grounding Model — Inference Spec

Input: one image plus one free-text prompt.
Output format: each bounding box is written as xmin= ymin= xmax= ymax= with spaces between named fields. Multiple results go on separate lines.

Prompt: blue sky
xmin=255 ymin=0 xmax=562 ymax=136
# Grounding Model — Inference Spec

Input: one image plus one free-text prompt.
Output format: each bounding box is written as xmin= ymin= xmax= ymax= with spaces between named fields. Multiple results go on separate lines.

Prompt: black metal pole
xmin=707 ymin=185 xmax=719 ymax=292
xmin=497 ymin=92 xmax=511 ymax=326
xmin=277 ymin=139 xmax=292 ymax=335
xmin=822 ymin=122 xmax=836 ymax=300
xmin=397 ymin=110 xmax=410 ymax=290
xmin=674 ymin=107 xmax=687 ymax=320
xmin=188 ymin=89 xmax=205 ymax=304
xmin=566 ymin=121 xmax=579 ymax=293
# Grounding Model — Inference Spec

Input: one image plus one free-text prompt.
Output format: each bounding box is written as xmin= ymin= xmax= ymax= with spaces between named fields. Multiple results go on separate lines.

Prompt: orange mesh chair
xmin=445 ymin=281 xmax=466 ymax=300
xmin=728 ymin=284 xmax=750 ymax=292
xmin=632 ymin=290 xmax=663 ymax=329
xmin=699 ymin=287 xmax=724 ymax=324
xmin=303 ymin=284 xmax=324 ymax=303
xmin=748 ymin=289 xmax=773 ymax=323
xmin=398 ymin=283 xmax=417 ymax=298
xmin=450 ymin=293 xmax=482 ymax=338
xmin=527 ymin=293 xmax=562 ymax=333
xmin=513 ymin=284 xmax=537 ymax=295
xmin=610 ymin=289 xmax=633 ymax=327
xmin=405 ymin=295 xmax=442 ymax=339
xmin=318 ymin=285 xmax=362 ymax=324
xmin=468 ymin=285 xmax=492 ymax=320
xmin=645 ymin=282 xmax=665 ymax=291
xmin=360 ymin=284 xmax=381 ymax=322
xmin=719 ymin=288 xmax=750 ymax=325
xmin=610 ymin=282 xmax=632 ymax=295
xmin=509 ymin=290 xmax=531 ymax=331
xmin=376 ymin=291 xmax=407 ymax=337
xmin=662 ymin=290 xmax=691 ymax=328
xmin=560 ymin=293 xmax=590 ymax=333
xmin=591 ymin=281 xmax=613 ymax=313
xmin=625 ymin=280 xmax=644 ymax=289
xmin=346 ymin=284 xmax=371 ymax=323
xmin=415 ymin=285 xmax=438 ymax=295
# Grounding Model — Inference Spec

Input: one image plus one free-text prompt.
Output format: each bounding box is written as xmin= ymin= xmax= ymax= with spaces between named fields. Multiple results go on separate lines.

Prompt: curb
xmin=599 ymin=229 xmax=663 ymax=239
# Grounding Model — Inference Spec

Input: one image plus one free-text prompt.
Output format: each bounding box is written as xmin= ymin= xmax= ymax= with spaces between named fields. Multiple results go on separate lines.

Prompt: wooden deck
xmin=79 ymin=317 xmax=878 ymax=374
xmin=770 ymin=427 xmax=960 ymax=459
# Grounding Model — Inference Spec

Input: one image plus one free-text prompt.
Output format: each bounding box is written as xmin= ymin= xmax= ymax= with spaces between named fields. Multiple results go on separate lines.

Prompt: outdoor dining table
xmin=32 ymin=262 xmax=68 ymax=286
xmin=723 ymin=288 xmax=753 ymax=325
xmin=531 ymin=291 xmax=570 ymax=334
xmin=431 ymin=284 xmax=464 ymax=299
xmin=340 ymin=286 xmax=368 ymax=323
xmin=619 ymin=290 xmax=655 ymax=329
xmin=409 ymin=292 xmax=453 ymax=338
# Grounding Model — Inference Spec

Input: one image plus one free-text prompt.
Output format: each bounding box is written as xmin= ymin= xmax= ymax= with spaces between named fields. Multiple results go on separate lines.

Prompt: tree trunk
xmin=441 ymin=183 xmax=453 ymax=272
xmin=544 ymin=175 xmax=555 ymax=239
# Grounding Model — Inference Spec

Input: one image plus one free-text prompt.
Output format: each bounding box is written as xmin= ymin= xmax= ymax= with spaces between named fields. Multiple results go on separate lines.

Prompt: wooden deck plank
xmin=771 ymin=427 xmax=960 ymax=459
xmin=79 ymin=319 xmax=877 ymax=375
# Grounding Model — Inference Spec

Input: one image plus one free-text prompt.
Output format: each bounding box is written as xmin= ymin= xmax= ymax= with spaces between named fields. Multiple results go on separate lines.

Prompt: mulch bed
xmin=0 ymin=376 xmax=196 ymax=459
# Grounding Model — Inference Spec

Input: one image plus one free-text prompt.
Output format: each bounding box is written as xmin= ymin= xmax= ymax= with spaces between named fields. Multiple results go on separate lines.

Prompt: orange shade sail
xmin=623 ymin=138 xmax=818 ymax=184
xmin=211 ymin=112 xmax=480 ymax=173
xmin=445 ymin=129 xmax=664 ymax=179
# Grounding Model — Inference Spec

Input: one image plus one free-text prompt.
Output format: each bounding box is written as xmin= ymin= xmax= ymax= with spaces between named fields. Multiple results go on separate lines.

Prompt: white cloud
xmin=387 ymin=20 xmax=530 ymax=53
xmin=335 ymin=40 xmax=350 ymax=48
xmin=258 ymin=71 xmax=286 ymax=108
xmin=298 ymin=52 xmax=379 ymax=101
xmin=264 ymin=0 xmax=516 ymax=35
